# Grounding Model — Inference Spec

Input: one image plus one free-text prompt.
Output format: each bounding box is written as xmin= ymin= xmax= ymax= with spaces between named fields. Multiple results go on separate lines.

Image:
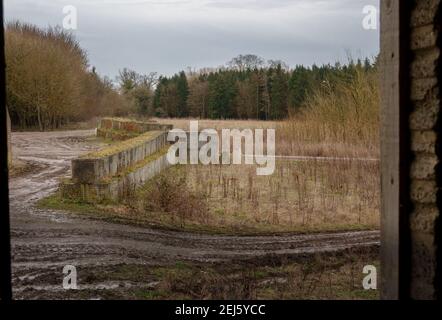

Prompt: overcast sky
xmin=4 ymin=0 xmax=380 ymax=78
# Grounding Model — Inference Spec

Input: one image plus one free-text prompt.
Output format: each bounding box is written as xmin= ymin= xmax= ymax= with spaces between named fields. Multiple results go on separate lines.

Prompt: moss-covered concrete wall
xmin=72 ymin=131 xmax=167 ymax=183
xmin=63 ymin=118 xmax=174 ymax=203
xmin=61 ymin=151 xmax=171 ymax=202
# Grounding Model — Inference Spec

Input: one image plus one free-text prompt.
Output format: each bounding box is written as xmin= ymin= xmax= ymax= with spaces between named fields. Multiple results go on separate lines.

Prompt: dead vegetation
xmin=140 ymin=171 xmax=209 ymax=228
xmin=124 ymin=157 xmax=379 ymax=234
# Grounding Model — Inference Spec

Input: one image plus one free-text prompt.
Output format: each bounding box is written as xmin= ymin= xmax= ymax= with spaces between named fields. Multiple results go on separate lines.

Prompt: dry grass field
xmin=125 ymin=158 xmax=379 ymax=234
xmin=154 ymin=118 xmax=378 ymax=160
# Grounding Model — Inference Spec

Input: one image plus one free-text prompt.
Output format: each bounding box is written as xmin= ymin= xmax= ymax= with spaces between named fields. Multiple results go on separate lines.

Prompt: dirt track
xmin=9 ymin=130 xmax=380 ymax=299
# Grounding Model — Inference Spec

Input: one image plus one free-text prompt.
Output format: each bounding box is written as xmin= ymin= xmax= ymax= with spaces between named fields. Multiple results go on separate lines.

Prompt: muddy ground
xmin=9 ymin=130 xmax=380 ymax=299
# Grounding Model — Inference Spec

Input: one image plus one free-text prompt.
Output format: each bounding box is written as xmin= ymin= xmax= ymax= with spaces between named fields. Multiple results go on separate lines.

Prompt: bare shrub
xmin=278 ymin=67 xmax=379 ymax=158
xmin=141 ymin=169 xmax=208 ymax=227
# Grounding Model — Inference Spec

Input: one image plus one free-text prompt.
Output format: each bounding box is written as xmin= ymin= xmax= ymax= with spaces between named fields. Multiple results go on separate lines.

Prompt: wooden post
xmin=380 ymin=0 xmax=411 ymax=300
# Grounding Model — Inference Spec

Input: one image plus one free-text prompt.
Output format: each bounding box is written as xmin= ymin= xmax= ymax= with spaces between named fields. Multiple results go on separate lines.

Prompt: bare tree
xmin=227 ymin=54 xmax=265 ymax=71
xmin=139 ymin=72 xmax=159 ymax=90
xmin=267 ymin=59 xmax=290 ymax=70
xmin=117 ymin=68 xmax=139 ymax=94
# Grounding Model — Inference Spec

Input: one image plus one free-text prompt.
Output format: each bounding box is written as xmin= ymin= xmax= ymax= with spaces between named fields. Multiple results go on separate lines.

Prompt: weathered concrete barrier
xmin=61 ymin=147 xmax=171 ymax=202
xmin=72 ymin=131 xmax=167 ymax=183
xmin=97 ymin=117 xmax=173 ymax=140
xmin=61 ymin=117 xmax=175 ymax=202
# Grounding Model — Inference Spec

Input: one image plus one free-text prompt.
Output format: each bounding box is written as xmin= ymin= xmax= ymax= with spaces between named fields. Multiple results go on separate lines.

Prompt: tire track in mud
xmin=9 ymin=130 xmax=380 ymax=299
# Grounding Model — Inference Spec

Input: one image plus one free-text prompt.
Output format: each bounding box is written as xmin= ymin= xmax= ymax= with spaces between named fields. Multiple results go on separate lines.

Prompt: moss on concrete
xmin=96 ymin=128 xmax=140 ymax=141
xmin=100 ymin=117 xmax=157 ymax=124
xmin=81 ymin=131 xmax=163 ymax=159
xmin=111 ymin=146 xmax=170 ymax=180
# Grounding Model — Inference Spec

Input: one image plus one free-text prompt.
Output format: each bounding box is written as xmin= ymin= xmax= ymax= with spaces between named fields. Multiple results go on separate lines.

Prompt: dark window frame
xmin=0 ymin=0 xmax=409 ymax=301
xmin=0 ymin=0 xmax=12 ymax=301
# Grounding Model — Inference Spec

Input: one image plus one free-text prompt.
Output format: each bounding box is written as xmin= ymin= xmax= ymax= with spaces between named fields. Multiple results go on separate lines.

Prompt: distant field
xmin=154 ymin=117 xmax=379 ymax=159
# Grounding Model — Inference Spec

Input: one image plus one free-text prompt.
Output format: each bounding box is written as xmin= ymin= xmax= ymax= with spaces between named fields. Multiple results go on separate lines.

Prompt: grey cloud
xmin=4 ymin=0 xmax=379 ymax=78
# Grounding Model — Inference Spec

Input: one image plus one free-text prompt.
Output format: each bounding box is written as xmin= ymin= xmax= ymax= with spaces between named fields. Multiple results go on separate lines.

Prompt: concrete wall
xmin=61 ymin=153 xmax=171 ymax=202
xmin=72 ymin=131 xmax=167 ymax=183
xmin=408 ymin=0 xmax=441 ymax=299
xmin=63 ymin=119 xmax=174 ymax=202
